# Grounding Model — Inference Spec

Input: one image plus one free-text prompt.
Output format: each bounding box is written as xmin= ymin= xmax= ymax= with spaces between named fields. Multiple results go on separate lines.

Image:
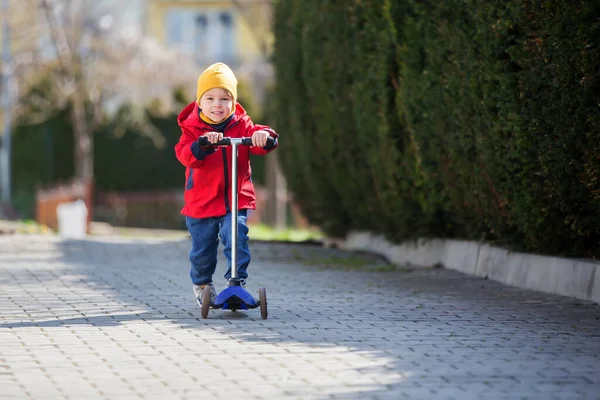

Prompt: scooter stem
xmin=230 ymin=141 xmax=238 ymax=279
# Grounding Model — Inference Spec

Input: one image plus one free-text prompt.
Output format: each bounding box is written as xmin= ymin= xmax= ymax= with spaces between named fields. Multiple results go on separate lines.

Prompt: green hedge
xmin=503 ymin=0 xmax=600 ymax=255
xmin=273 ymin=0 xmax=402 ymax=237
xmin=272 ymin=0 xmax=600 ymax=257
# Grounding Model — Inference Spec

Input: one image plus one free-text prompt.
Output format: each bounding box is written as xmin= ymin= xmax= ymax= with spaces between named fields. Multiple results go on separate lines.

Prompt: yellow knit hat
xmin=196 ymin=62 xmax=238 ymax=106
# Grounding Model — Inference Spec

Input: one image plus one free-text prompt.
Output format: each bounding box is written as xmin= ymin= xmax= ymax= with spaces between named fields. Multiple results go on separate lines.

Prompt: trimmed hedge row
xmin=272 ymin=0 xmax=600 ymax=257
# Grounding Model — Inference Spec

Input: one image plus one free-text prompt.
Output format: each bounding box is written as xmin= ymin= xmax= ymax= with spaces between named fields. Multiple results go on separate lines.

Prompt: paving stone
xmin=1 ymin=235 xmax=599 ymax=400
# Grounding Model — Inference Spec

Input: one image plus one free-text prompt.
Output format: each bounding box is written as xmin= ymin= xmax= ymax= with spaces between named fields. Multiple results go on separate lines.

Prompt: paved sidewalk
xmin=1 ymin=234 xmax=599 ymax=400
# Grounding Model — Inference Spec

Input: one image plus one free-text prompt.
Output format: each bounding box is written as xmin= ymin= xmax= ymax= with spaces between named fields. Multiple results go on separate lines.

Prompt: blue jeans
xmin=185 ymin=210 xmax=250 ymax=286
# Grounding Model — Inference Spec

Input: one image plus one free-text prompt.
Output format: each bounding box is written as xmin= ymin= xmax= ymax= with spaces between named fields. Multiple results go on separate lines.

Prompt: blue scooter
xmin=197 ymin=136 xmax=269 ymax=319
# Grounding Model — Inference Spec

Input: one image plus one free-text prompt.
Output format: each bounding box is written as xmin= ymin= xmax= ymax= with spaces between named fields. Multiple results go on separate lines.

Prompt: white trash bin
xmin=56 ymin=200 xmax=88 ymax=239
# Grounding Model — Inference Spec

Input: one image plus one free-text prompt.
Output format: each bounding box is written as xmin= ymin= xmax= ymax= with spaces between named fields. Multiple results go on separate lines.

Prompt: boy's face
xmin=199 ymin=88 xmax=234 ymax=121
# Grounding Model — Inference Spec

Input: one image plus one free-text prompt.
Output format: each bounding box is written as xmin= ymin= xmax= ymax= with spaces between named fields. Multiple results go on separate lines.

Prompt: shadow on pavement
xmin=2 ymin=235 xmax=600 ymax=399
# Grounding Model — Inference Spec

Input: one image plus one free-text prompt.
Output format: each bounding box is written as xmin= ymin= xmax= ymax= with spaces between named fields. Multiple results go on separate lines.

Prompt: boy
xmin=174 ymin=62 xmax=278 ymax=307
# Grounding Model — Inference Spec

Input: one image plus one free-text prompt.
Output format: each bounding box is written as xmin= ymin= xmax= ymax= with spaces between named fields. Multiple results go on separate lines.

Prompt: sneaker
xmin=225 ymin=278 xmax=246 ymax=289
xmin=193 ymin=283 xmax=216 ymax=305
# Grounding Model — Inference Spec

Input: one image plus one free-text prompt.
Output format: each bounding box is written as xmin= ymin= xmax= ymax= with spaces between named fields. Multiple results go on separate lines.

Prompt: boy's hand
xmin=203 ymin=131 xmax=223 ymax=145
xmin=252 ymin=130 xmax=270 ymax=147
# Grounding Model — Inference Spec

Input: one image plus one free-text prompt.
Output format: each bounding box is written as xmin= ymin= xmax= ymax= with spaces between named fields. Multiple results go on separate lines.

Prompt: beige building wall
xmin=145 ymin=0 xmax=264 ymax=67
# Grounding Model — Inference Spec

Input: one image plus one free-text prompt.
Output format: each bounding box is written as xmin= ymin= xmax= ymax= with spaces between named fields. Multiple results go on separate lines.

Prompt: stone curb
xmin=342 ymin=231 xmax=600 ymax=304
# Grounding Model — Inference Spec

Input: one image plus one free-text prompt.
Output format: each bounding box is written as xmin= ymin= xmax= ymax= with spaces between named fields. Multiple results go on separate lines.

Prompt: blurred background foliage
xmin=272 ymin=0 xmax=600 ymax=258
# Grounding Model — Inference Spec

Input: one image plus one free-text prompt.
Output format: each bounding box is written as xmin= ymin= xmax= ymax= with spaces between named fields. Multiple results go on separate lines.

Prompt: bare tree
xmin=11 ymin=0 xmax=196 ymax=181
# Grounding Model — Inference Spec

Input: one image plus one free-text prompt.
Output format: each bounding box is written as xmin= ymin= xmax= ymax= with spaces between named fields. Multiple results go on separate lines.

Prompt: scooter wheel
xmin=201 ymin=288 xmax=211 ymax=319
xmin=258 ymin=287 xmax=268 ymax=320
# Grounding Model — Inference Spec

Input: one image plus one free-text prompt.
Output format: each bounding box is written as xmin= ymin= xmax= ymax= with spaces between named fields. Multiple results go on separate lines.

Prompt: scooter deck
xmin=212 ymin=286 xmax=260 ymax=310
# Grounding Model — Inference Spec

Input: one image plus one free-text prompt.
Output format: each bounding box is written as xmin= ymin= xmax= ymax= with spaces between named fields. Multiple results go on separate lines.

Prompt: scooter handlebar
xmin=197 ymin=136 xmax=274 ymax=147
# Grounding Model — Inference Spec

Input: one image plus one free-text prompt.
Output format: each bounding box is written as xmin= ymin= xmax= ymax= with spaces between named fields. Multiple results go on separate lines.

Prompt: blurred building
xmin=145 ymin=0 xmax=268 ymax=69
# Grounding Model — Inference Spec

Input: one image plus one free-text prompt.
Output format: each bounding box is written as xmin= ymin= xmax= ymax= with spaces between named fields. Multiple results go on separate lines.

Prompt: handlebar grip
xmin=240 ymin=137 xmax=275 ymax=147
xmin=197 ymin=137 xmax=230 ymax=146
xmin=197 ymin=136 xmax=275 ymax=147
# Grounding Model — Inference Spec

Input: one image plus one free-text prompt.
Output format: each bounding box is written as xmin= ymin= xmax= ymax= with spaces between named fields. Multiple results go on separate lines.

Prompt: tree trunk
xmin=70 ymin=90 xmax=93 ymax=182
xmin=40 ymin=0 xmax=94 ymax=182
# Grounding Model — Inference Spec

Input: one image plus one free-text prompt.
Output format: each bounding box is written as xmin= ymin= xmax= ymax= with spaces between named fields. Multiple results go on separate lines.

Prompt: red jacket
xmin=175 ymin=101 xmax=278 ymax=218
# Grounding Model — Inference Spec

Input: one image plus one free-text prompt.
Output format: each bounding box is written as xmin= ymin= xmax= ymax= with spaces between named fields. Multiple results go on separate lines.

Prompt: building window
xmin=165 ymin=8 xmax=236 ymax=66
xmin=216 ymin=12 xmax=234 ymax=63
xmin=166 ymin=9 xmax=184 ymax=45
xmin=194 ymin=13 xmax=208 ymax=58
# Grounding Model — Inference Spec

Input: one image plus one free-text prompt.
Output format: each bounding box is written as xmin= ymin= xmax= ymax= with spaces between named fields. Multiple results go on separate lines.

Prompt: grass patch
xmin=2 ymin=219 xmax=52 ymax=234
xmin=299 ymin=255 xmax=374 ymax=267
xmin=248 ymin=223 xmax=323 ymax=242
xmin=288 ymin=248 xmax=406 ymax=272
